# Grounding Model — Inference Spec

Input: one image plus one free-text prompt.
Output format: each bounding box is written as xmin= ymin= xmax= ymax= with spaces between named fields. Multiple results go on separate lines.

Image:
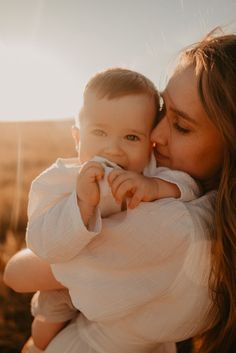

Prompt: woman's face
xmin=151 ymin=65 xmax=225 ymax=182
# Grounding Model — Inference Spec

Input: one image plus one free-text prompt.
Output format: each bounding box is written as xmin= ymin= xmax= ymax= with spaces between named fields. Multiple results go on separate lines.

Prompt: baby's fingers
xmin=109 ymin=172 xmax=133 ymax=196
xmin=80 ymin=161 xmax=104 ymax=173
xmin=108 ymin=169 xmax=126 ymax=185
xmin=128 ymin=189 xmax=143 ymax=209
xmin=113 ymin=179 xmax=135 ymax=203
xmin=80 ymin=162 xmax=104 ymax=180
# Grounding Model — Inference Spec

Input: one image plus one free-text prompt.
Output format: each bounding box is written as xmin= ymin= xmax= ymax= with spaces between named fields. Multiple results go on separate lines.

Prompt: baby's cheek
xmin=137 ymin=157 xmax=149 ymax=173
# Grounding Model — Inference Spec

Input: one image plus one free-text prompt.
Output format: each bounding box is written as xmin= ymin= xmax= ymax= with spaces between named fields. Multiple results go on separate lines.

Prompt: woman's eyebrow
xmin=161 ymin=91 xmax=199 ymax=126
xmin=170 ymin=107 xmax=199 ymax=126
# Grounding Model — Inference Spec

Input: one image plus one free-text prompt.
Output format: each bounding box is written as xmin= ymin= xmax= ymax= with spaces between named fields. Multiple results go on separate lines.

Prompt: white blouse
xmin=26 ymin=158 xmax=214 ymax=353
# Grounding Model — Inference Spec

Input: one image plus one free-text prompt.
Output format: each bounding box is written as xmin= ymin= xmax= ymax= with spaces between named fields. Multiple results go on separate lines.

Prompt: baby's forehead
xmin=79 ymin=93 xmax=156 ymax=131
xmin=83 ymin=89 xmax=157 ymax=110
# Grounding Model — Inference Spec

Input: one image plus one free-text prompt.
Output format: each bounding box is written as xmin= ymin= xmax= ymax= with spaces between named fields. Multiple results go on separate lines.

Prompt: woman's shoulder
xmin=139 ymin=190 xmax=214 ymax=225
xmin=152 ymin=189 xmax=216 ymax=233
xmin=136 ymin=192 xmax=215 ymax=286
xmin=183 ymin=190 xmax=216 ymax=238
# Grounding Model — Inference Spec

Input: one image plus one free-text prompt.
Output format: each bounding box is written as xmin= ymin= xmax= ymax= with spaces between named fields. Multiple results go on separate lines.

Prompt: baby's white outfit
xmin=27 ymin=154 xmax=201 ymax=263
xmin=26 ymin=155 xmax=206 ymax=353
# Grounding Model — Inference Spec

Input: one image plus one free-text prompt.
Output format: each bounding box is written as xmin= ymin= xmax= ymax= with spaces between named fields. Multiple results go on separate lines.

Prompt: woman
xmin=4 ymin=29 xmax=236 ymax=353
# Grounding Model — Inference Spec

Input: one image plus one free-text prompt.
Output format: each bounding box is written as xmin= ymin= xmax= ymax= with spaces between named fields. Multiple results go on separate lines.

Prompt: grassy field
xmin=0 ymin=120 xmax=74 ymax=352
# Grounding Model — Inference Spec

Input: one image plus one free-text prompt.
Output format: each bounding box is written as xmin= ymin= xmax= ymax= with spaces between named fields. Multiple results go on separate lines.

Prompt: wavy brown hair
xmin=178 ymin=29 xmax=236 ymax=353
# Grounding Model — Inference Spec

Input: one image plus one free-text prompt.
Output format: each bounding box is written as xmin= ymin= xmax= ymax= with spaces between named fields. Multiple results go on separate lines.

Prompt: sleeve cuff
xmin=153 ymin=168 xmax=202 ymax=202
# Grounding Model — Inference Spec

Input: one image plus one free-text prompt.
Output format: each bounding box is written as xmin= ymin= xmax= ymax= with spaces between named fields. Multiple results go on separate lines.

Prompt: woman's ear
xmin=72 ymin=125 xmax=80 ymax=148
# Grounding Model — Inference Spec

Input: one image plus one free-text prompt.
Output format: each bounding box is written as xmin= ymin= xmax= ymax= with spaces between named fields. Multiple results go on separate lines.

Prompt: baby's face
xmin=76 ymin=90 xmax=156 ymax=172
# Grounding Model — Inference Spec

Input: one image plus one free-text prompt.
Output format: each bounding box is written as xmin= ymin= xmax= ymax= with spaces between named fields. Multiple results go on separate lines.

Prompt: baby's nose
xmin=103 ymin=139 xmax=123 ymax=155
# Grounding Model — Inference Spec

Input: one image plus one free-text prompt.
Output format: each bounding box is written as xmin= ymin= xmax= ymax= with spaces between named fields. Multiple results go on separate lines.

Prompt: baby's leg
xmin=29 ymin=289 xmax=77 ymax=350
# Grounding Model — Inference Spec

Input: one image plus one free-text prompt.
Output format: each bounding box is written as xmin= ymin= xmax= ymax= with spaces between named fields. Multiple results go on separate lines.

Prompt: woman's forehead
xmin=167 ymin=65 xmax=198 ymax=100
xmin=163 ymin=66 xmax=225 ymax=143
xmin=164 ymin=66 xmax=206 ymax=123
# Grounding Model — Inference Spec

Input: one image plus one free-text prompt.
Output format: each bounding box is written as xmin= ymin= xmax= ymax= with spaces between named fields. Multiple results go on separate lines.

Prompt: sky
xmin=0 ymin=0 xmax=235 ymax=121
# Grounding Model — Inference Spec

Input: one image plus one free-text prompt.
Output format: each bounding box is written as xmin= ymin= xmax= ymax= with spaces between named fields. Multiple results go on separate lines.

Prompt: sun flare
xmin=0 ymin=44 xmax=82 ymax=121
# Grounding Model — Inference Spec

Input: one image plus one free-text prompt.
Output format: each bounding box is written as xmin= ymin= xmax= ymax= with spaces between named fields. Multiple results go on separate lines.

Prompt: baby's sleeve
xmin=154 ymin=167 xmax=202 ymax=201
xmin=26 ymin=159 xmax=101 ymax=263
xmin=144 ymin=155 xmax=202 ymax=202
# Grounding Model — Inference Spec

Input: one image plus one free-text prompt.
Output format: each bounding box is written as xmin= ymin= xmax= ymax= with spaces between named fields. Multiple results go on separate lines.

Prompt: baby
xmin=23 ymin=68 xmax=201 ymax=352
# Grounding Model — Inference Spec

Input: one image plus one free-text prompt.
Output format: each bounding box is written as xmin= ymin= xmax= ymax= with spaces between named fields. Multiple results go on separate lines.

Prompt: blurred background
xmin=0 ymin=0 xmax=235 ymax=351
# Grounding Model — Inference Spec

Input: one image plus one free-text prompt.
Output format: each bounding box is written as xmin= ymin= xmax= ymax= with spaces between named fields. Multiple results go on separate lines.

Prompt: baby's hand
xmin=77 ymin=161 xmax=104 ymax=207
xmin=108 ymin=169 xmax=159 ymax=209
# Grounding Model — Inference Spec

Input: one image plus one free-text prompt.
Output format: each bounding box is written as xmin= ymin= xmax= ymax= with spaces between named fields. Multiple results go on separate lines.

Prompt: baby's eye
xmin=125 ymin=134 xmax=140 ymax=141
xmin=92 ymin=129 xmax=107 ymax=136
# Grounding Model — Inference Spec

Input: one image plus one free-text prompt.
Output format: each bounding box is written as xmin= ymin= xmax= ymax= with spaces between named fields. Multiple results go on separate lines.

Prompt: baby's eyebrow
xmin=91 ymin=123 xmax=104 ymax=126
xmin=90 ymin=123 xmax=108 ymax=128
xmin=125 ymin=129 xmax=148 ymax=137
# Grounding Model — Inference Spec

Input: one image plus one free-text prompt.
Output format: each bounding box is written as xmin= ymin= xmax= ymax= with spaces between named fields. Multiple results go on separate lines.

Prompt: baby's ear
xmin=72 ymin=125 xmax=80 ymax=145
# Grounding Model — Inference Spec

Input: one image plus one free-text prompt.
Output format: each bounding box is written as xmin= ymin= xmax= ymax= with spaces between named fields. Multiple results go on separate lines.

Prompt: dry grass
xmin=0 ymin=119 xmax=74 ymax=352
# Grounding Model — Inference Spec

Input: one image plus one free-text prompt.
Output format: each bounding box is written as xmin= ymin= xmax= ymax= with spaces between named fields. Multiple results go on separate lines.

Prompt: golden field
xmin=0 ymin=119 xmax=74 ymax=352
xmin=0 ymin=120 xmax=192 ymax=353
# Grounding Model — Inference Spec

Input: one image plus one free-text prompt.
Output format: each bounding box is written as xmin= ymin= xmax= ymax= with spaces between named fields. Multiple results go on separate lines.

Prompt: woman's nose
xmin=151 ymin=116 xmax=168 ymax=146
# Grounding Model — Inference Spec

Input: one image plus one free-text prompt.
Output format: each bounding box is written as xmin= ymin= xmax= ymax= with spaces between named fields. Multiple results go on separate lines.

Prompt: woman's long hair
xmin=179 ymin=30 xmax=236 ymax=353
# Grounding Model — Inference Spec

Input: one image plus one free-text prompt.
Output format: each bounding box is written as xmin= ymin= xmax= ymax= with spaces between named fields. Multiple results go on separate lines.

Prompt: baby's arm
xmin=4 ymin=161 xmax=104 ymax=290
xmin=108 ymin=170 xmax=180 ymax=209
xmin=26 ymin=160 xmax=104 ymax=263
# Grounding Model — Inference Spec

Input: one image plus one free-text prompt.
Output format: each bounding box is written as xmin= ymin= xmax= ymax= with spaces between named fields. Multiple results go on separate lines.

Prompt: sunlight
xmin=0 ymin=44 xmax=83 ymax=121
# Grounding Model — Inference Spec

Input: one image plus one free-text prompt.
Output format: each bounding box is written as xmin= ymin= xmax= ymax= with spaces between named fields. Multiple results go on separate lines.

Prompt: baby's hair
xmin=75 ymin=67 xmax=160 ymax=127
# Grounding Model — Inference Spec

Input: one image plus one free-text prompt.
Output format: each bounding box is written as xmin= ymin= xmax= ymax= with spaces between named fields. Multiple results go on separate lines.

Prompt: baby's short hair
xmin=75 ymin=67 xmax=159 ymax=127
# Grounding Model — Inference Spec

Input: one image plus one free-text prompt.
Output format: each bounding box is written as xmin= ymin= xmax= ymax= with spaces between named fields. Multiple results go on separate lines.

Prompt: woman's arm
xmin=3 ymin=249 xmax=64 ymax=293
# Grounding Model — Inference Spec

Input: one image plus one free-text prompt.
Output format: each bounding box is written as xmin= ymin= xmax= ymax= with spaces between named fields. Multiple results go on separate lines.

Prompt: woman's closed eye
xmin=173 ymin=121 xmax=190 ymax=134
xmin=125 ymin=134 xmax=140 ymax=141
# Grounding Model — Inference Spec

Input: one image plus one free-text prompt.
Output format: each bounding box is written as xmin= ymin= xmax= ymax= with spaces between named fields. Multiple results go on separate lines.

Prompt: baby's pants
xmin=31 ymin=289 xmax=78 ymax=323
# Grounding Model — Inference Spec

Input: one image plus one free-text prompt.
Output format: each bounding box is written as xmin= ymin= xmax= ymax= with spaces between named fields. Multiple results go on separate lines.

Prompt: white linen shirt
xmin=26 ymin=156 xmax=201 ymax=262
xmin=26 ymin=157 xmax=214 ymax=353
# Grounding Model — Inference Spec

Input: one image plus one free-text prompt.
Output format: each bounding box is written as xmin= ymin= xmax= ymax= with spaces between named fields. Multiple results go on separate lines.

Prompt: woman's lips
xmin=154 ymin=150 xmax=169 ymax=161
